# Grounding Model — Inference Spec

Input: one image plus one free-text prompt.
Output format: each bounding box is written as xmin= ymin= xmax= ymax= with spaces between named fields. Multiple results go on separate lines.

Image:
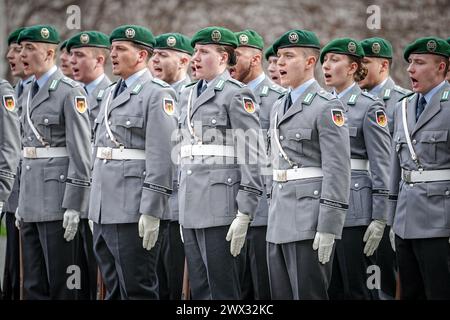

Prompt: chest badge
xmin=375 ymin=110 xmax=387 ymax=127
xmin=163 ymin=98 xmax=175 ymax=115
xmin=331 ymin=109 xmax=345 ymax=127
xmin=2 ymin=95 xmax=16 ymax=112
xmin=75 ymin=96 xmax=87 ymax=114
xmin=243 ymin=97 xmax=255 ymax=114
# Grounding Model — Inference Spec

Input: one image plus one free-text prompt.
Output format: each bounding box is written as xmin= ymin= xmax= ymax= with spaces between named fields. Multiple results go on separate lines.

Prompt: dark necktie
xmin=115 ymin=80 xmax=127 ymax=98
xmin=416 ymin=96 xmax=426 ymax=121
xmin=31 ymin=81 xmax=39 ymax=98
xmin=283 ymin=93 xmax=292 ymax=115
xmin=17 ymin=82 xmax=24 ymax=98
xmin=83 ymin=85 xmax=88 ymax=95
xmin=197 ymin=80 xmax=207 ymax=97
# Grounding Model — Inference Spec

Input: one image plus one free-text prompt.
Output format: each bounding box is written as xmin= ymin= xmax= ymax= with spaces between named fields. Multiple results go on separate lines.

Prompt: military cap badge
xmin=211 ymin=30 xmax=222 ymax=42
xmin=125 ymin=28 xmax=136 ymax=39
xmin=239 ymin=34 xmax=249 ymax=45
xmin=2 ymin=95 xmax=16 ymax=112
xmin=372 ymin=42 xmax=381 ymax=54
xmin=41 ymin=27 xmax=50 ymax=39
xmin=348 ymin=41 xmax=357 ymax=54
xmin=167 ymin=36 xmax=176 ymax=47
xmin=75 ymin=96 xmax=87 ymax=114
xmin=331 ymin=109 xmax=345 ymax=127
xmin=163 ymin=98 xmax=175 ymax=115
xmin=426 ymin=40 xmax=437 ymax=52
xmin=80 ymin=33 xmax=90 ymax=44
xmin=288 ymin=32 xmax=299 ymax=44
xmin=375 ymin=110 xmax=387 ymax=127
xmin=243 ymin=97 xmax=255 ymax=114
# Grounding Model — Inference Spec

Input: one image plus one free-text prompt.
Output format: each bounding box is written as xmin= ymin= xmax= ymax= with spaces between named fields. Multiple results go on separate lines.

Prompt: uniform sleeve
xmin=387 ymin=102 xmax=402 ymax=226
xmin=139 ymin=86 xmax=178 ymax=218
xmin=62 ymin=87 xmax=92 ymax=213
xmin=0 ymin=82 xmax=21 ymax=202
xmin=228 ymin=87 xmax=264 ymax=219
xmin=316 ymin=100 xmax=351 ymax=237
xmin=364 ymin=101 xmax=391 ymax=221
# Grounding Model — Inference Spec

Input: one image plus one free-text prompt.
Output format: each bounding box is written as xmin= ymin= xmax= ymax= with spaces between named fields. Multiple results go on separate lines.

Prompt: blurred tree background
xmin=1 ymin=0 xmax=449 ymax=88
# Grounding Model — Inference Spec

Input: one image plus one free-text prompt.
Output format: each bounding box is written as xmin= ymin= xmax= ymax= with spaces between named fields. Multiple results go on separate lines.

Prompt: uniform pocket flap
xmin=287 ymin=128 xmax=312 ymax=141
xmin=203 ymin=114 xmax=228 ymax=127
xmin=349 ymin=126 xmax=358 ymax=137
xmin=113 ymin=115 xmax=144 ymax=128
xmin=350 ymin=178 xmax=372 ymax=191
xmin=209 ymin=169 xmax=240 ymax=186
xmin=44 ymin=166 xmax=66 ymax=182
xmin=296 ymin=183 xmax=321 ymax=199
xmin=124 ymin=162 xmax=145 ymax=178
xmin=36 ymin=114 xmax=60 ymax=126
xmin=420 ymin=130 xmax=448 ymax=143
xmin=427 ymin=183 xmax=450 ymax=197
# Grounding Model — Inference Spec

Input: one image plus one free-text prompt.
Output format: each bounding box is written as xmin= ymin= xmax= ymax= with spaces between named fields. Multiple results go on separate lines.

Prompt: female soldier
xmin=321 ymin=38 xmax=391 ymax=299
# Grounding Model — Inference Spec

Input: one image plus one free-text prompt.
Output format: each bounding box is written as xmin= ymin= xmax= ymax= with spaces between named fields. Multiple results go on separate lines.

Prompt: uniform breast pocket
xmin=202 ymin=114 xmax=228 ymax=143
xmin=209 ymin=169 xmax=240 ymax=217
xmin=35 ymin=114 xmax=61 ymax=143
xmin=286 ymin=128 xmax=312 ymax=156
xmin=295 ymin=181 xmax=321 ymax=231
xmin=112 ymin=115 xmax=145 ymax=147
xmin=418 ymin=130 xmax=449 ymax=163
xmin=43 ymin=166 xmax=66 ymax=213
xmin=123 ymin=161 xmax=145 ymax=214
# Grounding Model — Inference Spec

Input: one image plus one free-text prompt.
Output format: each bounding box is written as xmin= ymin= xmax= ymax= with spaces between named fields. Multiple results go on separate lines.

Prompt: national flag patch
xmin=375 ymin=110 xmax=387 ymax=127
xmin=75 ymin=96 xmax=87 ymax=114
xmin=163 ymin=98 xmax=175 ymax=115
xmin=331 ymin=109 xmax=345 ymax=127
xmin=243 ymin=97 xmax=255 ymax=114
xmin=2 ymin=95 xmax=15 ymax=111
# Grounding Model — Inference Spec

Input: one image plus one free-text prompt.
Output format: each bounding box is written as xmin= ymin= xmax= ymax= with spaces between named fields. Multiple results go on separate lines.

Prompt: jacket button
xmin=279 ymin=152 xmax=283 ymax=157
xmin=143 ymin=171 xmax=146 ymax=176
xmin=279 ymin=135 xmax=284 ymax=140
xmin=313 ymin=190 xmax=319 ymax=195
xmin=44 ymin=118 xmax=49 ymax=124
xmin=354 ymin=183 xmax=359 ymax=188
xmin=187 ymin=170 xmax=192 ymax=175
xmin=190 ymin=155 xmax=194 ymax=160
xmin=126 ymin=120 xmax=131 ymax=126
xmin=227 ymin=178 xmax=232 ymax=183
xmin=278 ymin=184 xmax=283 ymax=189
xmin=211 ymin=119 xmax=217 ymax=125
xmin=94 ymin=118 xmax=98 ymax=122
xmin=191 ymin=139 xmax=195 ymax=144
xmin=106 ymin=133 xmax=109 ymax=138
xmin=412 ymin=139 xmax=417 ymax=144
xmin=28 ymin=136 xmax=33 ymax=141
xmin=60 ymin=175 xmax=65 ymax=181
xmin=25 ymin=165 xmax=30 ymax=170
xmin=103 ymin=159 xmax=107 ymax=164
xmin=295 ymin=133 xmax=301 ymax=139
xmin=108 ymin=121 xmax=112 ymax=125
xmin=446 ymin=191 xmax=450 ymax=196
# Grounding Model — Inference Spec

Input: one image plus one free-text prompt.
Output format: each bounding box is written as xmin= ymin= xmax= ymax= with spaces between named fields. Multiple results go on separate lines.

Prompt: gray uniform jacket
xmin=88 ymin=75 xmax=112 ymax=135
xmin=267 ymin=80 xmax=351 ymax=244
xmin=251 ymin=75 xmax=285 ymax=227
xmin=89 ymin=69 xmax=177 ymax=224
xmin=177 ymin=70 xmax=264 ymax=229
xmin=19 ymin=69 xmax=92 ymax=222
xmin=388 ymin=82 xmax=450 ymax=239
xmin=0 ymin=80 xmax=21 ymax=206
xmin=340 ymin=85 xmax=391 ymax=227
xmin=376 ymin=77 xmax=411 ymax=136
xmin=173 ymin=76 xmax=191 ymax=101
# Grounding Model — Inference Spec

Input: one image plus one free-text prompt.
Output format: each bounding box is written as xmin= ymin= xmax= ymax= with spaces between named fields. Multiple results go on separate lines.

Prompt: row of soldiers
xmin=1 ymin=23 xmax=450 ymax=300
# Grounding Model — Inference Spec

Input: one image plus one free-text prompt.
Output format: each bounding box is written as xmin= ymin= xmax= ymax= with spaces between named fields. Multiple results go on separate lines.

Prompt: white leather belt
xmin=180 ymin=144 xmax=235 ymax=158
xmin=22 ymin=147 xmax=68 ymax=159
xmin=401 ymin=169 xmax=450 ymax=183
xmin=351 ymin=159 xmax=370 ymax=171
xmin=273 ymin=167 xmax=323 ymax=182
xmin=96 ymin=147 xmax=145 ymax=160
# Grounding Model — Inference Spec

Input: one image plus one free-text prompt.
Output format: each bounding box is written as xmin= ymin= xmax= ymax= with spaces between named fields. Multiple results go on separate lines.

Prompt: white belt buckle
xmin=402 ymin=170 xmax=412 ymax=182
xmin=24 ymin=147 xmax=37 ymax=159
xmin=101 ymin=147 xmax=113 ymax=160
xmin=276 ymin=170 xmax=287 ymax=182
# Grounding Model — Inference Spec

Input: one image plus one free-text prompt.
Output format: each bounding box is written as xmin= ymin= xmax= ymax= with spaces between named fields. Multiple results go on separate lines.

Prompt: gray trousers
xmin=21 ymin=220 xmax=90 ymax=300
xmin=183 ymin=226 xmax=241 ymax=300
xmin=93 ymin=222 xmax=160 ymax=300
xmin=267 ymin=240 xmax=334 ymax=300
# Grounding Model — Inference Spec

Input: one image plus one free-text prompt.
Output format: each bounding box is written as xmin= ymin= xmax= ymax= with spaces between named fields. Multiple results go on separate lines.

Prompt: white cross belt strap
xmin=96 ymin=147 xmax=145 ymax=160
xmin=401 ymin=98 xmax=419 ymax=163
xmin=22 ymin=147 xmax=68 ymax=159
xmin=180 ymin=144 xmax=235 ymax=158
xmin=401 ymin=168 xmax=450 ymax=183
xmin=26 ymin=85 xmax=48 ymax=146
xmin=351 ymin=159 xmax=370 ymax=171
xmin=273 ymin=167 xmax=323 ymax=182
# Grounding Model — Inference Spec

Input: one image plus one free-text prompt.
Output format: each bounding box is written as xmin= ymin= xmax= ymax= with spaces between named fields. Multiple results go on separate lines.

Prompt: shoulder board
xmin=215 ymin=79 xmax=225 ymax=91
xmin=97 ymin=89 xmax=105 ymax=100
xmin=347 ymin=93 xmax=359 ymax=105
xmin=48 ymin=79 xmax=60 ymax=91
xmin=60 ymin=77 xmax=78 ymax=88
xmin=226 ymin=78 xmax=245 ymax=88
xmin=268 ymin=85 xmax=286 ymax=95
xmin=393 ymin=85 xmax=412 ymax=96
xmin=302 ymin=92 xmax=316 ymax=105
xmin=0 ymin=79 xmax=9 ymax=86
xmin=152 ymin=78 xmax=170 ymax=88
xmin=184 ymin=81 xmax=198 ymax=88
xmin=382 ymin=88 xmax=391 ymax=100
xmin=131 ymin=83 xmax=143 ymax=94
xmin=441 ymin=90 xmax=449 ymax=102
xmin=317 ymin=89 xmax=334 ymax=101
xmin=361 ymin=91 xmax=378 ymax=101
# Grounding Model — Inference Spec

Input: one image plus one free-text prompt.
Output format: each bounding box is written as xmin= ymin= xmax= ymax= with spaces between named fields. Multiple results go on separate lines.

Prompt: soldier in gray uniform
xmin=321 ymin=38 xmax=391 ymax=300
xmin=16 ymin=25 xmax=92 ymax=299
xmin=178 ymin=26 xmax=263 ymax=300
xmin=388 ymin=37 xmax=450 ymax=299
xmin=230 ymin=29 xmax=285 ymax=300
xmin=66 ymin=30 xmax=112 ymax=300
xmin=89 ymin=25 xmax=177 ymax=300
xmin=359 ymin=37 xmax=411 ymax=300
xmin=267 ymin=30 xmax=351 ymax=300
xmin=59 ymin=40 xmax=74 ymax=79
xmin=264 ymin=45 xmax=282 ymax=87
xmin=150 ymin=32 xmax=193 ymax=300
xmin=3 ymin=27 xmax=32 ymax=300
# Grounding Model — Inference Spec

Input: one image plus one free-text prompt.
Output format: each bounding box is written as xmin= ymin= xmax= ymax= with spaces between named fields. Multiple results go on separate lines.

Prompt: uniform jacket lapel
xmin=30 ymin=69 xmax=63 ymax=115
xmin=190 ymin=71 xmax=228 ymax=119
xmin=89 ymin=75 xmax=112 ymax=113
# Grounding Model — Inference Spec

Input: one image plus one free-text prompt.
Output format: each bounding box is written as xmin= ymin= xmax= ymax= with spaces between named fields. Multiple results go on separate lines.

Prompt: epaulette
xmin=317 ymin=89 xmax=334 ymax=101
xmin=96 ymin=89 xmax=105 ymax=100
xmin=60 ymin=77 xmax=79 ymax=88
xmin=393 ymin=85 xmax=412 ymax=96
xmin=152 ymin=78 xmax=170 ymax=88
xmin=226 ymin=78 xmax=245 ymax=88
xmin=0 ymin=79 xmax=9 ymax=86
xmin=441 ymin=90 xmax=449 ymax=102
xmin=48 ymin=79 xmax=60 ymax=91
xmin=361 ymin=91 xmax=378 ymax=101
xmin=267 ymin=84 xmax=286 ymax=96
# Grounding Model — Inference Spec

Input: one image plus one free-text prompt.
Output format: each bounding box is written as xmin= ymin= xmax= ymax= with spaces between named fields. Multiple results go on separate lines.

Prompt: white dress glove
xmin=15 ymin=208 xmax=22 ymax=230
xmin=312 ymin=232 xmax=335 ymax=264
xmin=363 ymin=219 xmax=386 ymax=257
xmin=62 ymin=209 xmax=80 ymax=242
xmin=389 ymin=228 xmax=396 ymax=252
xmin=138 ymin=214 xmax=160 ymax=251
xmin=226 ymin=211 xmax=250 ymax=257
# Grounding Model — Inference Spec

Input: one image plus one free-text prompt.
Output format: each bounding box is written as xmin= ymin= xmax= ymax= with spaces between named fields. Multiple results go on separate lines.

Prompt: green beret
xmin=7 ymin=27 xmax=26 ymax=46
xmin=109 ymin=25 xmax=155 ymax=49
xmin=264 ymin=45 xmax=276 ymax=61
xmin=60 ymin=40 xmax=68 ymax=51
xmin=154 ymin=33 xmax=193 ymax=55
xmin=191 ymin=26 xmax=238 ymax=48
xmin=17 ymin=25 xmax=60 ymax=44
xmin=272 ymin=29 xmax=320 ymax=53
xmin=320 ymin=38 xmax=364 ymax=64
xmin=235 ymin=29 xmax=264 ymax=50
xmin=403 ymin=36 xmax=450 ymax=62
xmin=360 ymin=37 xmax=393 ymax=59
xmin=66 ymin=31 xmax=110 ymax=52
